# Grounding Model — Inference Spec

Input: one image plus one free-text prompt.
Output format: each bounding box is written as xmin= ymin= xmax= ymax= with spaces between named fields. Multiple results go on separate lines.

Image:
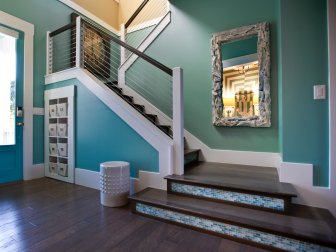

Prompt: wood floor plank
xmin=0 ymin=178 xmax=264 ymax=252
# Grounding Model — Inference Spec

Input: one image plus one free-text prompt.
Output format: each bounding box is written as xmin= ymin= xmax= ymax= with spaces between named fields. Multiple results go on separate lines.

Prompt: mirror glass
xmin=221 ymin=36 xmax=259 ymax=119
xmin=211 ymin=22 xmax=271 ymax=127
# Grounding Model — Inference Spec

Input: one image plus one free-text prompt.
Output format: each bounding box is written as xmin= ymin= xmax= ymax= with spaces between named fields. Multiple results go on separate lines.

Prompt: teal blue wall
xmin=0 ymin=0 xmax=330 ymax=186
xmin=221 ymin=36 xmax=258 ymax=60
xmin=45 ymin=79 xmax=159 ymax=178
xmin=33 ymin=116 xmax=44 ymax=164
xmin=280 ymin=0 xmax=328 ymax=186
xmin=143 ymin=0 xmax=280 ymax=152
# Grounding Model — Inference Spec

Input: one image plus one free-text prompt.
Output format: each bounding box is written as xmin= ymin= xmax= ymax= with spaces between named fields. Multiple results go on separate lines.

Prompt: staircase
xmin=129 ymin=153 xmax=336 ymax=251
xmin=46 ymin=7 xmax=336 ymax=252
xmin=105 ymin=80 xmax=173 ymax=137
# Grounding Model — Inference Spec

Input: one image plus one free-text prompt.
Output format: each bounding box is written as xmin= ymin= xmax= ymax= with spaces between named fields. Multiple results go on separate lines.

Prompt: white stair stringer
xmin=45 ymin=68 xmax=173 ymax=190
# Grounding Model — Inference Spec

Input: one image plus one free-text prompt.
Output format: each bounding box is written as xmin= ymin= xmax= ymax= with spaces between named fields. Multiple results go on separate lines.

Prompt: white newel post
xmin=118 ymin=23 xmax=127 ymax=88
xmin=46 ymin=31 xmax=52 ymax=75
xmin=75 ymin=16 xmax=81 ymax=68
xmin=173 ymin=67 xmax=184 ymax=175
xmin=120 ymin=24 xmax=126 ymax=64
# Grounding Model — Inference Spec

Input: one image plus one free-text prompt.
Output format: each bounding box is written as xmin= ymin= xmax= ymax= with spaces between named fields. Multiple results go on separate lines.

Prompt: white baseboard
xmin=280 ymin=162 xmax=336 ymax=217
xmin=75 ymin=168 xmax=100 ymax=190
xmin=184 ymin=130 xmax=281 ymax=168
xmin=75 ymin=168 xmax=166 ymax=194
xmin=24 ymin=163 xmax=45 ymax=180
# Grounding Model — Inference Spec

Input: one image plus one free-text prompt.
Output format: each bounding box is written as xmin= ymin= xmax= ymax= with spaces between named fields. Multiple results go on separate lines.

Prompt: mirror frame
xmin=211 ymin=22 xmax=271 ymax=127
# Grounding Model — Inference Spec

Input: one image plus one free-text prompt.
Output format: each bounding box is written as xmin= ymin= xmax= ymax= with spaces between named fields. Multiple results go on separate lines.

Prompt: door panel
xmin=0 ymin=26 xmax=23 ymax=184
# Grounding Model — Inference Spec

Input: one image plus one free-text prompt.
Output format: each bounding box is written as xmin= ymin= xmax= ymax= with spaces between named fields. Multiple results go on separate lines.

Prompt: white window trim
xmin=0 ymin=25 xmax=19 ymax=39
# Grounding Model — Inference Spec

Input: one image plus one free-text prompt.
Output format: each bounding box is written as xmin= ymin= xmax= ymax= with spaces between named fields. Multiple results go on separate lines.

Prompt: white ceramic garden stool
xmin=100 ymin=161 xmax=130 ymax=207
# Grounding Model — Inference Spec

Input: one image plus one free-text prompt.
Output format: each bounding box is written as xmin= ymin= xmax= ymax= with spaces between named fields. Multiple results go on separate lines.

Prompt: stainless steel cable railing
xmin=46 ymin=13 xmax=184 ymax=175
xmin=123 ymin=0 xmax=168 ymax=59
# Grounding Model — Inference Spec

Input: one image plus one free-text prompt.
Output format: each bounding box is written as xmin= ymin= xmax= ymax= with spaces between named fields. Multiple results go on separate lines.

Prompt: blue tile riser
xmin=168 ymin=181 xmax=288 ymax=212
xmin=134 ymin=202 xmax=334 ymax=252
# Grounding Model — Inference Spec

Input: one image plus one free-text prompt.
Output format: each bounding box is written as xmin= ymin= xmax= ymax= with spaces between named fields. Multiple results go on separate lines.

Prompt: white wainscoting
xmin=280 ymin=162 xmax=336 ymax=217
xmin=31 ymin=163 xmax=45 ymax=179
xmin=75 ymin=168 xmax=165 ymax=194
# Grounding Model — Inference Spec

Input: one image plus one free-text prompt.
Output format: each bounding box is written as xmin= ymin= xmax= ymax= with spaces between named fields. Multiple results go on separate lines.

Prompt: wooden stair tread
xmin=184 ymin=149 xmax=200 ymax=155
xmin=166 ymin=161 xmax=297 ymax=197
xmin=129 ymin=188 xmax=336 ymax=247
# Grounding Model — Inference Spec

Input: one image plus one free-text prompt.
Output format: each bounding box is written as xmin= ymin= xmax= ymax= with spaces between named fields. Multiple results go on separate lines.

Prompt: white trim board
xmin=0 ymin=10 xmax=35 ymax=181
xmin=0 ymin=25 xmax=19 ymax=39
xmin=280 ymin=162 xmax=336 ymax=217
xmin=328 ymin=0 xmax=336 ymax=191
xmin=57 ymin=0 xmax=120 ymax=36
xmin=184 ymin=130 xmax=281 ymax=168
xmin=31 ymin=163 xmax=45 ymax=179
xmin=75 ymin=168 xmax=165 ymax=194
xmin=126 ymin=16 xmax=164 ymax=34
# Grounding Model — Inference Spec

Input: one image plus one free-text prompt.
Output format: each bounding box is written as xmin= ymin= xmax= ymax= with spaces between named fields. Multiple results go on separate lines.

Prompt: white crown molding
xmin=57 ymin=0 xmax=120 ymax=35
xmin=0 ymin=10 xmax=35 ymax=181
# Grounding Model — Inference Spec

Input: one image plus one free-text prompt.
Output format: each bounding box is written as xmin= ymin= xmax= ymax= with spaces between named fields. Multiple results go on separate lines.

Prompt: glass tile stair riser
xmin=135 ymin=203 xmax=333 ymax=252
xmin=171 ymin=182 xmax=284 ymax=211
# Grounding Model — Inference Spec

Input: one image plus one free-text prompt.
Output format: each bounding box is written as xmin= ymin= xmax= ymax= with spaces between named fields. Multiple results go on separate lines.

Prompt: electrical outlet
xmin=314 ymin=85 xmax=326 ymax=100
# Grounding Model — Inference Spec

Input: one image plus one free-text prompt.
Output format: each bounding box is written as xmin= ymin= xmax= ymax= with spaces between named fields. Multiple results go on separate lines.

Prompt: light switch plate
xmin=314 ymin=84 xmax=326 ymax=100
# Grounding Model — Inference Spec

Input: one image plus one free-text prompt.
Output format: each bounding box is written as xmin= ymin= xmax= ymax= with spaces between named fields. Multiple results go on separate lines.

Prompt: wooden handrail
xmin=49 ymin=22 xmax=76 ymax=37
xmin=125 ymin=0 xmax=150 ymax=29
xmin=83 ymin=21 xmax=173 ymax=76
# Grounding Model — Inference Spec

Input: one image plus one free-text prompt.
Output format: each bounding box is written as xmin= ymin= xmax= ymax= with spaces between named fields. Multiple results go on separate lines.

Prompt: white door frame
xmin=0 ymin=10 xmax=35 ymax=180
xmin=328 ymin=0 xmax=336 ymax=190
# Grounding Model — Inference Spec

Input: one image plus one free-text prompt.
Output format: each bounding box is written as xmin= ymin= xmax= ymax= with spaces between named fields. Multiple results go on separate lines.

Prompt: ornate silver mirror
xmin=211 ymin=22 xmax=271 ymax=127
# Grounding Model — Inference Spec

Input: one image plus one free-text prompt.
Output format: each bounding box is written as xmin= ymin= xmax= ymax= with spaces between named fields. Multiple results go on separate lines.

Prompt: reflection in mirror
xmin=211 ymin=22 xmax=270 ymax=127
xmin=221 ymin=36 xmax=259 ymax=119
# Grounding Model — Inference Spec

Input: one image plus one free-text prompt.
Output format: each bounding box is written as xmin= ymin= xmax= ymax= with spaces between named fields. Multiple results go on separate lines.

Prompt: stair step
xmin=184 ymin=149 xmax=200 ymax=166
xmin=107 ymin=84 xmax=123 ymax=94
xmin=157 ymin=125 xmax=171 ymax=136
xmin=133 ymin=104 xmax=145 ymax=113
xmin=122 ymin=94 xmax=133 ymax=103
xmin=129 ymin=188 xmax=336 ymax=251
xmin=165 ymin=161 xmax=297 ymax=213
xmin=144 ymin=114 xmax=157 ymax=124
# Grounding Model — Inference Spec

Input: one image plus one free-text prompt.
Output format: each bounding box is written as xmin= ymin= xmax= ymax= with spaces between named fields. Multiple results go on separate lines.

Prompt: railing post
xmin=118 ymin=23 xmax=127 ymax=88
xmin=120 ymin=23 xmax=126 ymax=64
xmin=75 ymin=16 xmax=82 ymax=68
xmin=46 ymin=31 xmax=53 ymax=75
xmin=173 ymin=67 xmax=184 ymax=175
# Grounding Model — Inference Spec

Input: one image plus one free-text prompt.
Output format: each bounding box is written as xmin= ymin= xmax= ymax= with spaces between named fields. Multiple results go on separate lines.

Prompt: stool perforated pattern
xmin=100 ymin=168 xmax=129 ymax=195
xmin=100 ymin=161 xmax=130 ymax=207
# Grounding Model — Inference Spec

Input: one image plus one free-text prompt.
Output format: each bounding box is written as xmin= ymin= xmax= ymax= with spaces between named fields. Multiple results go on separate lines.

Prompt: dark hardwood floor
xmin=0 ymin=178 xmax=266 ymax=252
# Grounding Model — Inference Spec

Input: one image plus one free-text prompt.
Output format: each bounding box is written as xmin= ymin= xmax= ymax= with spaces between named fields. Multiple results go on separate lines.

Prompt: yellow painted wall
xmin=119 ymin=0 xmax=167 ymax=27
xmin=72 ymin=0 xmax=119 ymax=30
